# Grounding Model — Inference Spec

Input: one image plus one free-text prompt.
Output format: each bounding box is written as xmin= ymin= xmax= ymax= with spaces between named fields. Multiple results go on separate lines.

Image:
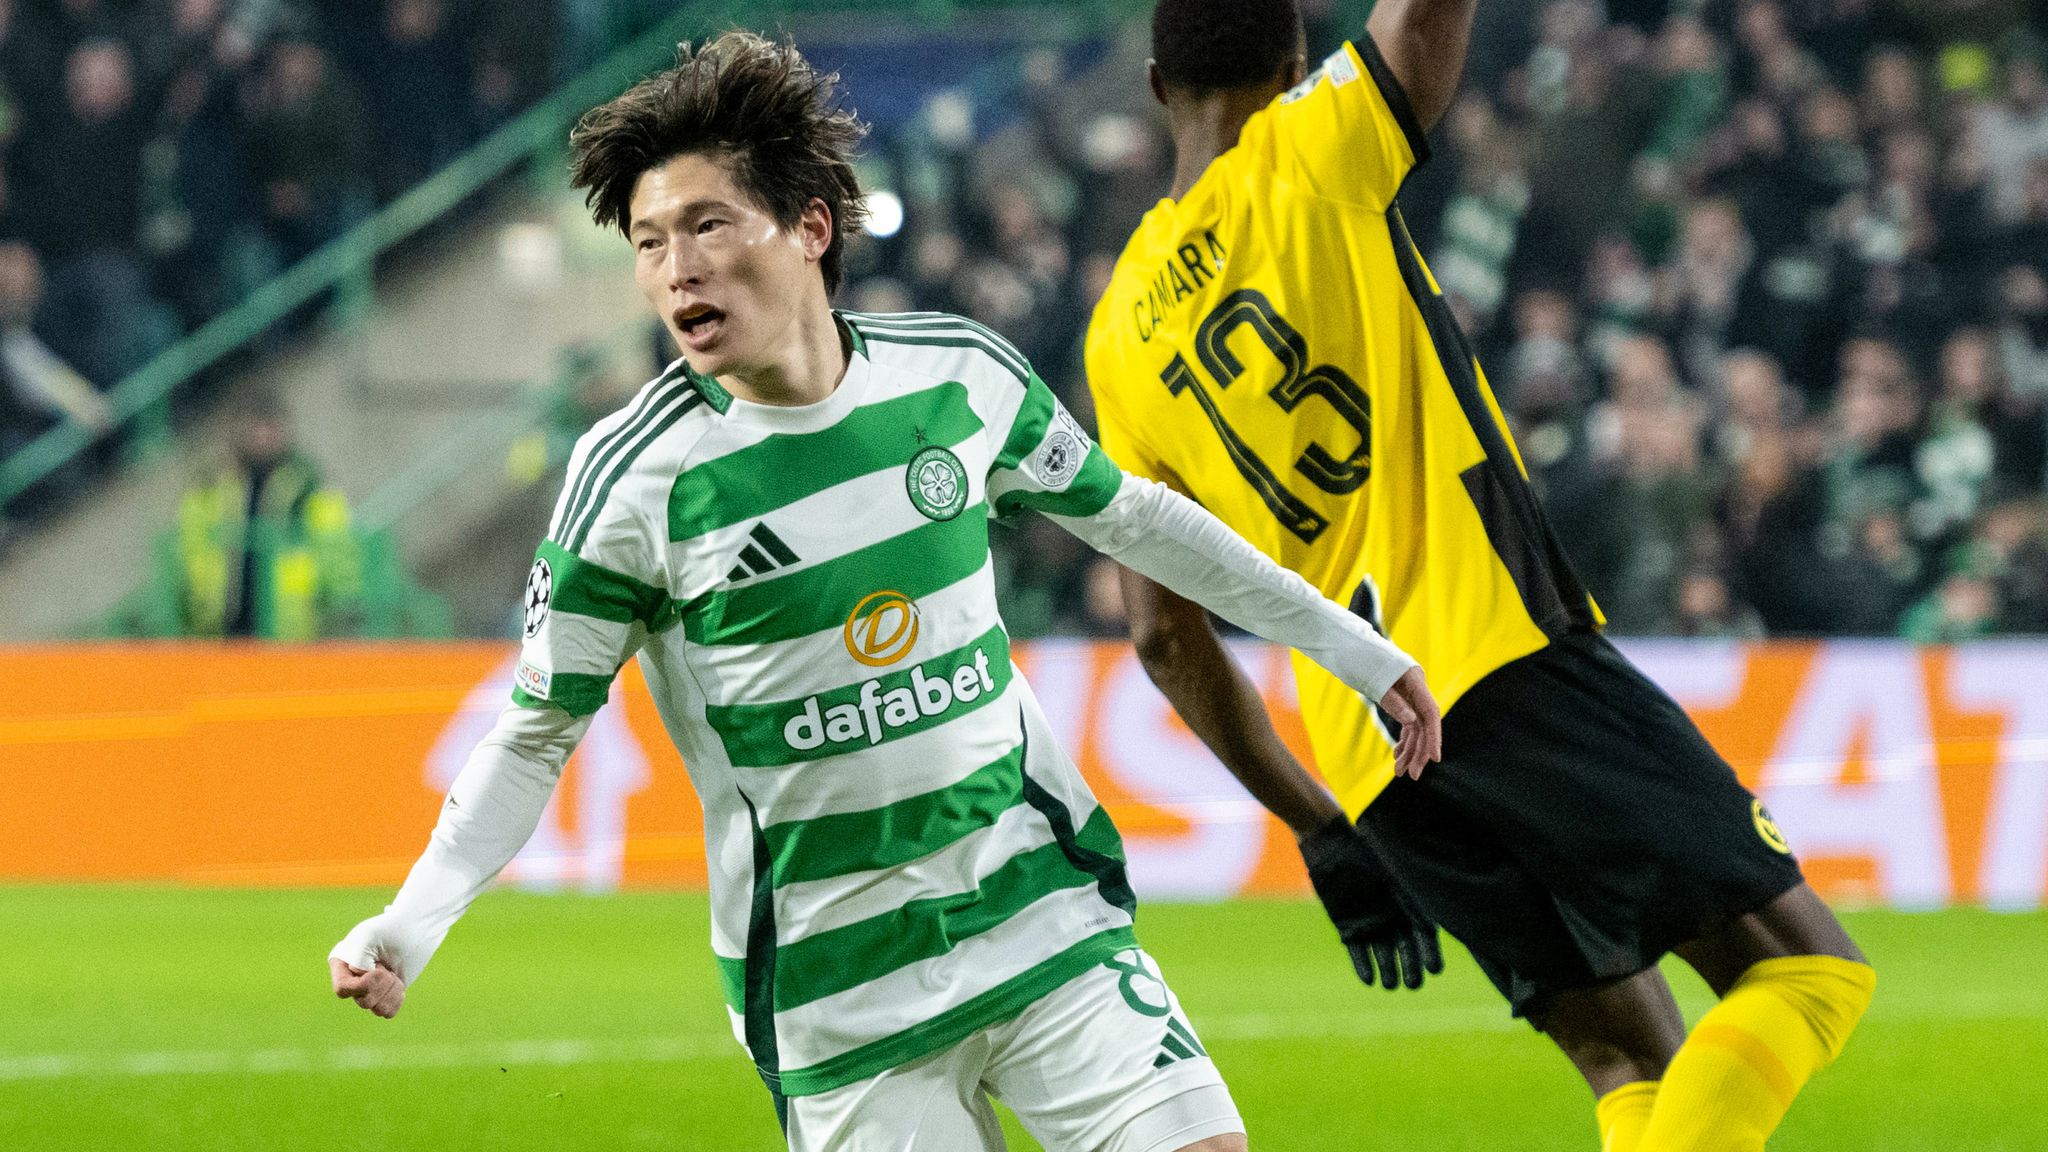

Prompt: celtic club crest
xmin=906 ymin=446 xmax=968 ymax=521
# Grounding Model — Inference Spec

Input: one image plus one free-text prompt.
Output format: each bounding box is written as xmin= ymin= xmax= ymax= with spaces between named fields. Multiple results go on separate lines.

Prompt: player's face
xmin=627 ymin=152 xmax=831 ymax=379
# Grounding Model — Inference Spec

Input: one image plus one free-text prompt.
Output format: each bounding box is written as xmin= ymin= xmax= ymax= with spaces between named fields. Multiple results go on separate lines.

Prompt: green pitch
xmin=2 ymin=887 xmax=2042 ymax=1151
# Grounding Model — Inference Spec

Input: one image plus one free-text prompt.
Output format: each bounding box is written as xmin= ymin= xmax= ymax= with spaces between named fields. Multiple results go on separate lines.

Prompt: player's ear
xmin=1147 ymin=60 xmax=1168 ymax=106
xmin=798 ymin=197 xmax=833 ymax=263
xmin=1285 ymin=52 xmax=1308 ymax=88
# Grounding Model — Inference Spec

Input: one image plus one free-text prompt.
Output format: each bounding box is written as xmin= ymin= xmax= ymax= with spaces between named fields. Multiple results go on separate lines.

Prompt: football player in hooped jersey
xmin=1085 ymin=1 xmax=1875 ymax=1150
xmin=326 ymin=32 xmax=1441 ymax=1152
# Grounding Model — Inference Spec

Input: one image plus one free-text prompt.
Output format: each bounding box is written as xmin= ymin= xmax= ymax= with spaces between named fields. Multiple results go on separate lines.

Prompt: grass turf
xmin=1 ymin=888 xmax=2043 ymax=1150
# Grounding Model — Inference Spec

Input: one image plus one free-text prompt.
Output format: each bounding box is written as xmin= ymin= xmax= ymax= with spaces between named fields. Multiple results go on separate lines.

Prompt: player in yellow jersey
xmin=1084 ymin=2 xmax=1876 ymax=1149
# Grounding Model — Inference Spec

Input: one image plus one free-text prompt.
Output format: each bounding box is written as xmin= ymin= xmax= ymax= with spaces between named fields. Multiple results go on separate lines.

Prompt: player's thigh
xmin=1528 ymin=966 xmax=1690 ymax=1095
xmin=783 ymin=1032 xmax=1006 ymax=1152
xmin=1176 ymin=1136 xmax=1249 ymax=1152
xmin=1674 ymin=882 xmax=1868 ymax=996
xmin=981 ymin=947 xmax=1245 ymax=1152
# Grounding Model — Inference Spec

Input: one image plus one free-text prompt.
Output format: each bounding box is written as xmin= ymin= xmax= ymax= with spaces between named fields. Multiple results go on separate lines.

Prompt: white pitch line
xmin=1 ymin=999 xmax=2041 ymax=1084
xmin=0 ymin=1035 xmax=735 ymax=1084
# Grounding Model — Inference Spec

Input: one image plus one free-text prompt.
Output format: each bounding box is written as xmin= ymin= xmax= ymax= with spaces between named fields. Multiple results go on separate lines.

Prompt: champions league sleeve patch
xmin=523 ymin=557 xmax=553 ymax=640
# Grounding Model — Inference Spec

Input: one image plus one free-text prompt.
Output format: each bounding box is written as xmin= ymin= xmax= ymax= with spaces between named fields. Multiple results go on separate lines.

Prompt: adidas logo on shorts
xmin=1152 ymin=1016 xmax=1208 ymax=1069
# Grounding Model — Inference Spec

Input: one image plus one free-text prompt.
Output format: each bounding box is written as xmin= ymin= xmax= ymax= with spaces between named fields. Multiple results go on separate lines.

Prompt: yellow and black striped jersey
xmin=1085 ymin=37 xmax=1600 ymax=816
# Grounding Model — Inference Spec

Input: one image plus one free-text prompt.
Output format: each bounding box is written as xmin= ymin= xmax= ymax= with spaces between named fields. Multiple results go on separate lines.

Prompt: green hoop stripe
xmin=763 ymin=741 xmax=1025 ymax=886
xmin=667 ymin=382 xmax=980 ymax=542
xmin=679 ymin=511 xmax=989 ymax=650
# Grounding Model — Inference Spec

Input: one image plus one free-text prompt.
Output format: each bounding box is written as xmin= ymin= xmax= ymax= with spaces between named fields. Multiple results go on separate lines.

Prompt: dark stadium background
xmin=0 ymin=1 xmax=2044 ymax=1149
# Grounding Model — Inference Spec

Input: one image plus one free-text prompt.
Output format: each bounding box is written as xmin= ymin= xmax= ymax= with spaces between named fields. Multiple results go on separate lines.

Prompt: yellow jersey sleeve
xmin=1261 ymin=37 xmax=1429 ymax=211
xmin=1088 ymin=337 xmax=1187 ymax=496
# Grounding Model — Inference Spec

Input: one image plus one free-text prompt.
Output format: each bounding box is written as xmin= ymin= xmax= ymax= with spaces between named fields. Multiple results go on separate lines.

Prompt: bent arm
xmin=330 ymin=704 xmax=591 ymax=985
xmin=1121 ymin=567 xmax=1345 ymax=836
xmin=1365 ymin=0 xmax=1481 ymax=135
xmin=1046 ymin=473 xmax=1415 ymax=704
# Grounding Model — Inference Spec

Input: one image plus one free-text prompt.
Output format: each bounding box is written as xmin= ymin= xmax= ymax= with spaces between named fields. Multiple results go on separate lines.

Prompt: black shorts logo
xmin=1752 ymin=799 xmax=1791 ymax=855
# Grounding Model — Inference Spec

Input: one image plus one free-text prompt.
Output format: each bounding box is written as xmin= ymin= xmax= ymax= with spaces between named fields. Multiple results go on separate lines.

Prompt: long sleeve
xmin=1048 ymin=473 xmax=1418 ymax=703
xmin=332 ymin=394 xmax=676 ymax=986
xmin=330 ymin=704 xmax=591 ymax=985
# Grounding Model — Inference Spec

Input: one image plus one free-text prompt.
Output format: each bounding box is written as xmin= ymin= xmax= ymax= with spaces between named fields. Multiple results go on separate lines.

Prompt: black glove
xmin=1299 ymin=815 xmax=1444 ymax=990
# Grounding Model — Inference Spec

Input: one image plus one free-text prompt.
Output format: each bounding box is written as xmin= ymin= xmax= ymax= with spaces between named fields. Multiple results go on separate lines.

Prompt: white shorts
xmin=782 ymin=947 xmax=1244 ymax=1152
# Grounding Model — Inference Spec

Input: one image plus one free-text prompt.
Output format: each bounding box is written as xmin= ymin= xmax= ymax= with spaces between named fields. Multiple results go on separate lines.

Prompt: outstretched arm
xmin=1365 ymin=0 xmax=1481 ymax=135
xmin=1122 ymin=569 xmax=1349 ymax=833
xmin=327 ymin=704 xmax=591 ymax=1017
xmin=1046 ymin=473 xmax=1440 ymax=778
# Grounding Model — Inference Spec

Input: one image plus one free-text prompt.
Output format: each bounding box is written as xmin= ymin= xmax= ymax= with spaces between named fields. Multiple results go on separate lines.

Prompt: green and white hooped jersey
xmin=511 ymin=312 xmax=1136 ymax=1097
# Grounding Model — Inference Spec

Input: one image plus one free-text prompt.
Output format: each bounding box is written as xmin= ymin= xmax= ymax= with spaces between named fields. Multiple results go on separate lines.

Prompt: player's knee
xmin=1549 ymin=1029 xmax=1674 ymax=1089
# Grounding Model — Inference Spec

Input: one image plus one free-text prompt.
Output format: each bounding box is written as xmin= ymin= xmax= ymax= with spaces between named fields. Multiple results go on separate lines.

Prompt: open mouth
xmin=675 ymin=306 xmax=725 ymax=347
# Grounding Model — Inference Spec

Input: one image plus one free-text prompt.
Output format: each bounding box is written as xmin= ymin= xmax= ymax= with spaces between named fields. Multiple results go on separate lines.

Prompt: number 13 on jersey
xmin=1158 ymin=288 xmax=1370 ymax=545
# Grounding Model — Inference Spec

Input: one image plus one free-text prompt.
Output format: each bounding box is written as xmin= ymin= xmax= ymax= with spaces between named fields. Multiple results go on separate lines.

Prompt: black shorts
xmin=1356 ymin=630 xmax=1805 ymax=1021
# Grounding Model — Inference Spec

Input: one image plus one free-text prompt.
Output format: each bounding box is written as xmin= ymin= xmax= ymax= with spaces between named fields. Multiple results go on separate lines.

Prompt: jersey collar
xmin=713 ymin=316 xmax=873 ymax=434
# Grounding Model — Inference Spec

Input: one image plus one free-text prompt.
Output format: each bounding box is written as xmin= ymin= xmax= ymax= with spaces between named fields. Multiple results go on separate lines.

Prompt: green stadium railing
xmin=353 ymin=325 xmax=649 ymax=535
xmin=0 ymin=0 xmax=1151 ymax=510
xmin=87 ymin=330 xmax=640 ymax=639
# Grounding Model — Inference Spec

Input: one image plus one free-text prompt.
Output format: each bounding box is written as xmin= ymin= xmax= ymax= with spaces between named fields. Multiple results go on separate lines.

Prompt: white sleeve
xmin=1046 ymin=473 xmax=1418 ymax=702
xmin=329 ymin=703 xmax=591 ymax=985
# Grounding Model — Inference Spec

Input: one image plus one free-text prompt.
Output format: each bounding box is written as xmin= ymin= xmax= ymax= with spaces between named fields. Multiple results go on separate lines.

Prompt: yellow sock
xmin=1639 ymin=955 xmax=1875 ymax=1152
xmin=1596 ymin=1081 xmax=1658 ymax=1152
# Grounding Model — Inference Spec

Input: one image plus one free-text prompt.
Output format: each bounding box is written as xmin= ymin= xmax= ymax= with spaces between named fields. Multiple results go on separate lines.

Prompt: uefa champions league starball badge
xmin=906 ymin=446 xmax=969 ymax=521
xmin=523 ymin=557 xmax=552 ymax=639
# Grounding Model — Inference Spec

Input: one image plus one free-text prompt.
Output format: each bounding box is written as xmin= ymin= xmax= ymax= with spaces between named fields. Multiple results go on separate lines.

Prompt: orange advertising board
xmin=5 ymin=640 xmax=2046 ymax=908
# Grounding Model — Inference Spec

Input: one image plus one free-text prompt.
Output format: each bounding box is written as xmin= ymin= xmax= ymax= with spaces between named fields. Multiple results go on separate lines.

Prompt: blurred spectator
xmin=149 ymin=390 xmax=363 ymax=639
xmin=0 ymin=240 xmax=110 ymax=453
xmin=1433 ymin=94 xmax=1531 ymax=330
xmin=367 ymin=0 xmax=466 ymax=203
xmin=1658 ymin=197 xmax=1770 ymax=390
xmin=1975 ymin=495 xmax=2048 ymax=631
xmin=2001 ymin=264 xmax=2048 ymax=401
xmin=1897 ymin=566 xmax=1999 ymax=641
xmin=138 ymin=0 xmax=261 ymax=328
xmin=1719 ymin=428 xmax=1837 ymax=632
xmin=0 ymin=1 xmax=679 ymax=544
xmin=14 ymin=38 xmax=174 ymax=389
xmin=1979 ymin=55 xmax=2048 ymax=224
xmin=1835 ymin=506 xmax=1926 ymax=633
xmin=1516 ymin=12 xmax=1660 ymax=289
xmin=246 ymin=37 xmax=369 ymax=268
xmin=1587 ymin=335 xmax=1716 ymax=629
xmin=1823 ymin=336 xmax=1922 ymax=533
xmin=468 ymin=2 xmax=555 ymax=136
xmin=1673 ymin=564 xmax=1766 ymax=637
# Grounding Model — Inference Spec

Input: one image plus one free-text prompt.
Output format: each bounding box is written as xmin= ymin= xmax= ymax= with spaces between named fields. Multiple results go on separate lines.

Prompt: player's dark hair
xmin=569 ymin=31 xmax=870 ymax=293
xmin=1151 ymin=0 xmax=1305 ymax=92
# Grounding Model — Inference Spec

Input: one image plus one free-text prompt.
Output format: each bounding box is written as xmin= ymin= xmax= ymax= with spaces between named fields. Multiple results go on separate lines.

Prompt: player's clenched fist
xmin=329 ymin=912 xmax=424 ymax=1019
xmin=330 ymin=956 xmax=406 ymax=1018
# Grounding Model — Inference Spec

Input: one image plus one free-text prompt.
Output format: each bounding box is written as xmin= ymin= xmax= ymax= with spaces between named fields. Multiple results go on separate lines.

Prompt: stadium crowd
xmin=0 ymin=0 xmax=564 ymax=496
xmin=6 ymin=0 xmax=2047 ymax=643
xmin=840 ymin=0 xmax=2048 ymax=641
